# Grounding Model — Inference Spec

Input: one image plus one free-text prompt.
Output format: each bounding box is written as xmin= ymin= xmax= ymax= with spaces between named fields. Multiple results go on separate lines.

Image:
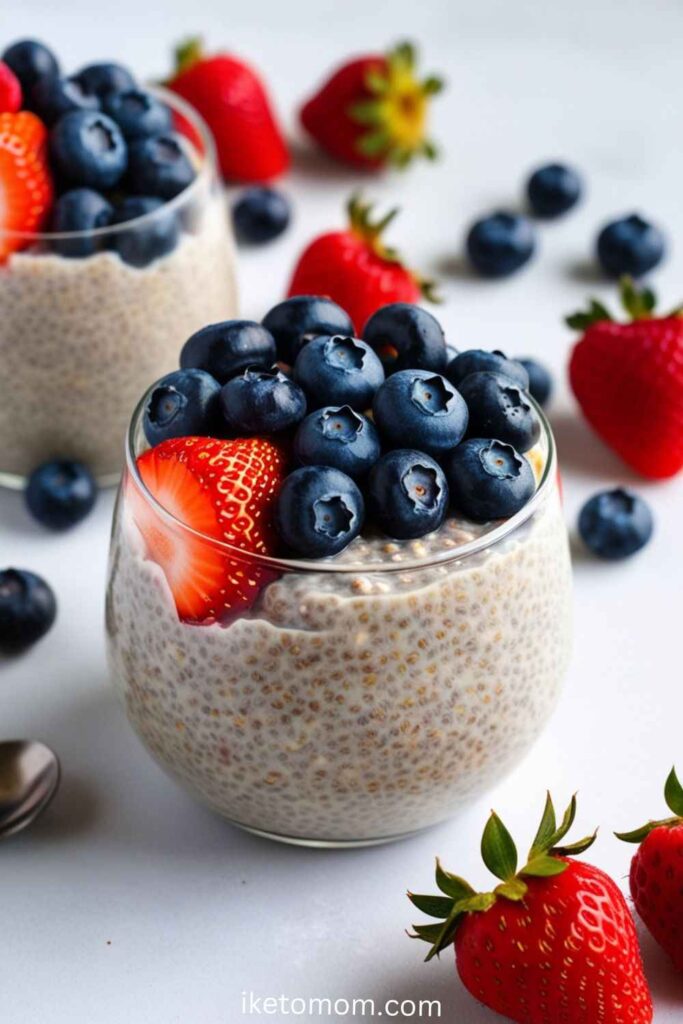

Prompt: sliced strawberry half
xmin=0 ymin=110 xmax=53 ymax=262
xmin=129 ymin=436 xmax=286 ymax=624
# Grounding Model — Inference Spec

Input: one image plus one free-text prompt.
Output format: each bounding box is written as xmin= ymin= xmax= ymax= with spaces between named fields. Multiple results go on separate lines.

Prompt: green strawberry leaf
xmin=620 ymin=276 xmax=657 ymax=320
xmin=435 ymin=859 xmax=475 ymax=901
xmin=664 ymin=766 xmax=683 ymax=817
xmin=521 ymin=854 xmax=569 ymax=878
xmin=409 ymin=922 xmax=447 ymax=944
xmin=615 ymin=821 xmax=659 ymax=844
xmin=356 ymin=130 xmax=391 ymax=158
xmin=422 ymin=76 xmax=444 ymax=95
xmin=553 ymin=830 xmax=598 ymax=857
xmin=530 ymin=792 xmax=557 ymax=857
xmin=495 ymin=878 xmax=528 ymax=901
xmin=548 ymin=794 xmax=577 ymax=849
xmin=407 ymin=892 xmax=455 ymax=918
xmin=481 ymin=811 xmax=518 ymax=881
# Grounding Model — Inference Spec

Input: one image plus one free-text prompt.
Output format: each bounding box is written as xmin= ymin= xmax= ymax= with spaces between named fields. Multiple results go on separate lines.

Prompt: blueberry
xmin=32 ymin=75 xmax=100 ymax=126
xmin=526 ymin=163 xmax=583 ymax=218
xmin=368 ymin=449 xmax=449 ymax=540
xmin=233 ymin=187 xmax=291 ymax=244
xmin=578 ymin=488 xmax=653 ymax=560
xmin=596 ymin=214 xmax=666 ymax=279
xmin=25 ymin=460 xmax=97 ymax=530
xmin=275 ymin=466 xmax=364 ymax=557
xmin=372 ymin=369 xmax=468 ymax=457
xmin=49 ymin=189 xmax=114 ymax=257
xmin=294 ymin=335 xmax=385 ymax=412
xmin=446 ymin=349 xmax=529 ymax=390
xmin=220 ymin=367 xmax=306 ymax=435
xmin=0 ymin=569 xmax=57 ymax=654
xmin=262 ymin=296 xmax=355 ymax=365
xmin=444 ymin=438 xmax=535 ymax=522
xmin=50 ymin=110 xmax=127 ymax=190
xmin=2 ymin=39 xmax=59 ymax=93
xmin=458 ymin=372 xmax=540 ymax=453
xmin=126 ymin=132 xmax=195 ymax=201
xmin=143 ymin=369 xmax=222 ymax=446
xmin=110 ymin=196 xmax=179 ymax=267
xmin=180 ymin=321 xmax=276 ymax=384
xmin=445 ymin=343 xmax=459 ymax=363
xmin=102 ymin=88 xmax=172 ymax=140
xmin=294 ymin=406 xmax=380 ymax=479
xmin=74 ymin=62 xmax=136 ymax=98
xmin=362 ymin=303 xmax=448 ymax=374
xmin=466 ymin=212 xmax=536 ymax=278
xmin=518 ymin=357 xmax=553 ymax=407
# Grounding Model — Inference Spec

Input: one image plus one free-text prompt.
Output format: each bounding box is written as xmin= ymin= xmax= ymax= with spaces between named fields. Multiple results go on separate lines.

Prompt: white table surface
xmin=1 ymin=1 xmax=682 ymax=1020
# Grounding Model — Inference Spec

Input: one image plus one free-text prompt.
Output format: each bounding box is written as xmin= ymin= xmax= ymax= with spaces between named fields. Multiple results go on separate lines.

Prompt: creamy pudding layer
xmin=0 ymin=192 xmax=236 ymax=482
xmin=106 ymin=483 xmax=572 ymax=843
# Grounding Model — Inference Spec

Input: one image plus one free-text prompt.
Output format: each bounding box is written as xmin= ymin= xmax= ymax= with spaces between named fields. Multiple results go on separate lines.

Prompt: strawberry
xmin=300 ymin=41 xmax=443 ymax=170
xmin=166 ymin=37 xmax=289 ymax=183
xmin=0 ymin=61 xmax=21 ymax=113
xmin=409 ymin=793 xmax=653 ymax=1024
xmin=287 ymin=194 xmax=437 ymax=334
xmin=616 ymin=766 xmax=683 ymax=973
xmin=129 ymin=436 xmax=286 ymax=624
xmin=0 ymin=110 xmax=53 ymax=262
xmin=567 ymin=277 xmax=683 ymax=479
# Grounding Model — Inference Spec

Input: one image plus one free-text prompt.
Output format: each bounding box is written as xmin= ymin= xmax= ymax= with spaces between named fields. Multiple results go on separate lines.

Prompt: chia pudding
xmin=106 ymin=419 xmax=572 ymax=845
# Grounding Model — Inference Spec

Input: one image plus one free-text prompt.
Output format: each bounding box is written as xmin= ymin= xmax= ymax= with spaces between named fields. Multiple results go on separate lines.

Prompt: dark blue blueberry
xmin=294 ymin=335 xmax=385 ymax=412
xmin=578 ymin=488 xmax=653 ymax=560
xmin=446 ymin=349 xmax=529 ymax=390
xmin=32 ymin=75 xmax=100 ymax=126
xmin=143 ymin=369 xmax=222 ymax=446
xmin=444 ymin=438 xmax=535 ymax=522
xmin=233 ymin=187 xmax=291 ymax=244
xmin=262 ymin=296 xmax=355 ymax=365
xmin=74 ymin=62 xmax=136 ymax=98
xmin=180 ymin=321 xmax=276 ymax=384
xmin=526 ymin=163 xmax=583 ymax=218
xmin=50 ymin=110 xmax=127 ymax=190
xmin=275 ymin=466 xmax=364 ymax=557
xmin=294 ymin=406 xmax=380 ymax=479
xmin=372 ymin=369 xmax=468 ymax=457
xmin=49 ymin=189 xmax=114 ymax=257
xmin=220 ymin=367 xmax=306 ymax=435
xmin=126 ymin=132 xmax=195 ymax=200
xmin=102 ymin=88 xmax=172 ymax=140
xmin=368 ymin=449 xmax=448 ymax=540
xmin=2 ymin=39 xmax=59 ymax=93
xmin=519 ymin=357 xmax=553 ymax=407
xmin=25 ymin=460 xmax=97 ymax=530
xmin=458 ymin=371 xmax=540 ymax=453
xmin=596 ymin=214 xmax=666 ymax=279
xmin=466 ymin=212 xmax=536 ymax=278
xmin=110 ymin=196 xmax=179 ymax=267
xmin=0 ymin=569 xmax=57 ymax=654
xmin=362 ymin=303 xmax=448 ymax=374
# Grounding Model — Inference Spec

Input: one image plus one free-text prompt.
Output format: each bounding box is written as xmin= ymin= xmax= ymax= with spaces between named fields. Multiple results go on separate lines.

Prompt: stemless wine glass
xmin=106 ymin=392 xmax=572 ymax=847
xmin=0 ymin=87 xmax=237 ymax=488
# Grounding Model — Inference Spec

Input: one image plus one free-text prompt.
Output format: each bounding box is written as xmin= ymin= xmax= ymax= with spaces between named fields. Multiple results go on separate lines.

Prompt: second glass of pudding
xmin=106 ymin=396 xmax=572 ymax=847
xmin=0 ymin=88 xmax=236 ymax=488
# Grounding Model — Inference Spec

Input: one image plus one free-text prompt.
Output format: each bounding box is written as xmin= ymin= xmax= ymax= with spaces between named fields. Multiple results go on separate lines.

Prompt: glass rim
xmin=124 ymin=386 xmax=559 ymax=576
xmin=0 ymin=85 xmax=218 ymax=244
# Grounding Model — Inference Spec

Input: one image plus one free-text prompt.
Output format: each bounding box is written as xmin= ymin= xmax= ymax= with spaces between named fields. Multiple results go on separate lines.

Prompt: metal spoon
xmin=0 ymin=741 xmax=60 ymax=838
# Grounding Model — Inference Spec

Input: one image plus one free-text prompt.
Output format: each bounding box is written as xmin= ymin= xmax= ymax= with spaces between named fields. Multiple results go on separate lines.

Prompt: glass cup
xmin=106 ymin=393 xmax=573 ymax=847
xmin=0 ymin=87 xmax=237 ymax=488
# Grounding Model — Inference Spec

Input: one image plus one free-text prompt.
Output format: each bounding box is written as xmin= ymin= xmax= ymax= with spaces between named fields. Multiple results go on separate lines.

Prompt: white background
xmin=1 ymin=0 xmax=682 ymax=1020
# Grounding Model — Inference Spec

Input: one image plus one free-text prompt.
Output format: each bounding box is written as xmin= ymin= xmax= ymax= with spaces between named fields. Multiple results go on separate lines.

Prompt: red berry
xmin=0 ymin=111 xmax=53 ymax=262
xmin=0 ymin=61 xmax=21 ymax=113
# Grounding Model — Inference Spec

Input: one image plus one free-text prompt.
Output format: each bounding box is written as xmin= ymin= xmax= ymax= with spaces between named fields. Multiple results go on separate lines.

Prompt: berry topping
xmin=446 ymin=349 xmax=529 ymax=390
xmin=294 ymin=406 xmax=380 ymax=479
xmin=2 ymin=39 xmax=59 ymax=94
xmin=181 ymin=320 xmax=277 ymax=384
xmin=518 ymin=357 xmax=553 ymax=407
xmin=526 ymin=162 xmax=583 ymax=218
xmin=25 ymin=460 xmax=97 ymax=530
xmin=0 ymin=61 xmax=22 ymax=114
xmin=50 ymin=110 xmax=127 ymax=190
xmin=0 ymin=111 xmax=54 ymax=262
xmin=362 ymin=303 xmax=448 ymax=375
xmin=233 ymin=186 xmax=291 ymax=245
xmin=126 ymin=131 xmax=195 ymax=200
xmin=444 ymin=438 xmax=536 ymax=522
xmin=466 ymin=211 xmax=536 ymax=278
xmin=49 ymin=188 xmax=114 ymax=257
xmin=275 ymin=465 xmax=364 ymax=558
xmin=32 ymin=75 xmax=100 ymax=127
xmin=293 ymin=334 xmax=385 ymax=412
xmin=578 ymin=488 xmax=653 ymax=559
xmin=368 ymin=449 xmax=448 ymax=540
xmin=596 ymin=214 xmax=666 ymax=278
xmin=110 ymin=196 xmax=179 ymax=267
xmin=0 ymin=568 xmax=57 ymax=655
xmin=373 ymin=369 xmax=468 ymax=456
xmin=143 ymin=369 xmax=222 ymax=446
xmin=262 ymin=295 xmax=355 ymax=366
xmin=74 ymin=61 xmax=136 ymax=99
xmin=220 ymin=367 xmax=307 ymax=435
xmin=102 ymin=88 xmax=172 ymax=140
xmin=458 ymin=371 xmax=540 ymax=453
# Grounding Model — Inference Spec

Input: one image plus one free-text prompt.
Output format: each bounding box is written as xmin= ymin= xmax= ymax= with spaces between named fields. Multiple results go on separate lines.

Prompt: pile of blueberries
xmin=143 ymin=297 xmax=555 ymax=558
xmin=3 ymin=38 xmax=198 ymax=266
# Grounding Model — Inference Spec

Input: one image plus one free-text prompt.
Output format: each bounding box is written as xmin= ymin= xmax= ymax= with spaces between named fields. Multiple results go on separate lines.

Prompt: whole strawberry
xmin=568 ymin=277 xmax=683 ymax=479
xmin=616 ymin=767 xmax=683 ymax=973
xmin=167 ymin=37 xmax=289 ymax=183
xmin=409 ymin=793 xmax=653 ymax=1024
xmin=287 ymin=194 xmax=437 ymax=333
xmin=300 ymin=41 xmax=442 ymax=170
